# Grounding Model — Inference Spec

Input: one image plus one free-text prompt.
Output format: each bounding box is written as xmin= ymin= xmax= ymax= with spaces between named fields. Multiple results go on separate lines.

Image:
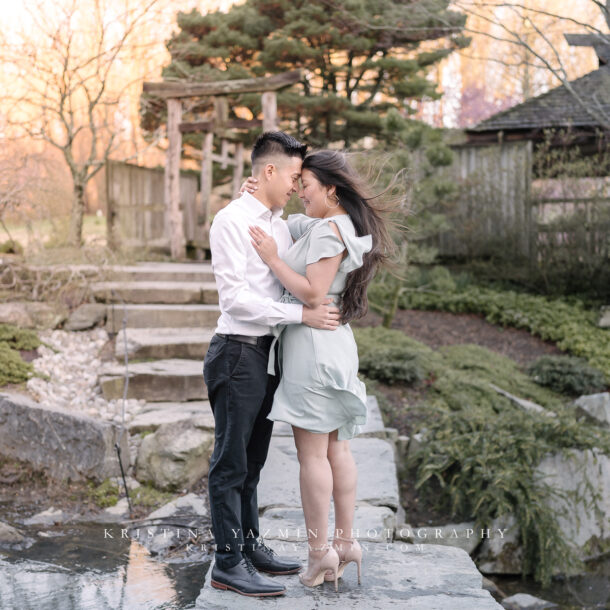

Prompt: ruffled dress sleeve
xmin=286 ymin=214 xmax=319 ymax=241
xmin=306 ymin=218 xmax=373 ymax=273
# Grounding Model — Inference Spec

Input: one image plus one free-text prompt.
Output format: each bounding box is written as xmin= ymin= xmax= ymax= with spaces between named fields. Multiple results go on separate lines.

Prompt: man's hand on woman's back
xmin=302 ymin=298 xmax=341 ymax=330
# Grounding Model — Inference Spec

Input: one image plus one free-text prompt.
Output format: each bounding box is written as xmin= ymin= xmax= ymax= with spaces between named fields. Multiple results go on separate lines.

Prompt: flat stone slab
xmin=196 ymin=540 xmax=502 ymax=608
xmin=0 ymin=391 xmax=129 ymax=481
xmin=260 ymin=504 xmax=396 ymax=543
xmin=259 ymin=436 xmax=399 ymax=511
xmin=92 ymin=281 xmax=218 ymax=305
xmin=109 ymin=262 xmax=214 ymax=282
xmin=105 ymin=304 xmax=220 ymax=332
xmin=115 ymin=327 xmax=215 ymax=361
xmin=271 ymin=396 xmax=385 ymax=438
xmin=25 ymin=263 xmax=214 ymax=282
xmin=128 ymin=401 xmax=214 ymax=433
xmin=99 ymin=358 xmax=206 ymax=402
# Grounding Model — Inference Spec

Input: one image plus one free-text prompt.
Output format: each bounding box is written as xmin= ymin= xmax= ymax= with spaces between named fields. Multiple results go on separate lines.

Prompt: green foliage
xmin=0 ymin=343 xmax=34 ymax=386
xmin=87 ymin=478 xmax=120 ymax=508
xmin=355 ymin=327 xmax=565 ymax=409
xmin=142 ymin=0 xmax=468 ymax=147
xmin=359 ymin=345 xmax=425 ymax=385
xmin=406 ymin=402 xmax=609 ymax=586
xmin=355 ymin=326 xmax=444 ymax=376
xmin=395 ymin=281 xmax=610 ymax=384
xmin=0 ymin=323 xmax=40 ymax=351
xmin=130 ymin=484 xmax=175 ymax=508
xmin=0 ymin=240 xmax=23 ymax=255
xmin=527 ymin=355 xmax=607 ymax=397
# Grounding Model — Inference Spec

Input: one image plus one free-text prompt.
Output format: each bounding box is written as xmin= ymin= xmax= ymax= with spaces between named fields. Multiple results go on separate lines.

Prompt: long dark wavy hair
xmin=302 ymin=150 xmax=397 ymax=324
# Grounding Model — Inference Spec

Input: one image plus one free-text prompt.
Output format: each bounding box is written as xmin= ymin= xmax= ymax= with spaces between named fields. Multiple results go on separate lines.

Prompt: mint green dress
xmin=267 ymin=213 xmax=373 ymax=441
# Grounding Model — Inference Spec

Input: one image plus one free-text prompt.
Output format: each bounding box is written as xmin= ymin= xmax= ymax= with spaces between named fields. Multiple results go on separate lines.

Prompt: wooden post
xmin=262 ymin=91 xmax=277 ymax=131
xmin=232 ymin=141 xmax=244 ymax=199
xmin=220 ymin=139 xmax=230 ymax=169
xmin=165 ymin=98 xmax=185 ymax=259
xmin=201 ymin=131 xmax=214 ymax=231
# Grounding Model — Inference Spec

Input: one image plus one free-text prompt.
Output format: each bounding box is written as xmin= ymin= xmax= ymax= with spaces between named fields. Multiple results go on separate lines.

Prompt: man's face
xmin=266 ymin=156 xmax=303 ymax=209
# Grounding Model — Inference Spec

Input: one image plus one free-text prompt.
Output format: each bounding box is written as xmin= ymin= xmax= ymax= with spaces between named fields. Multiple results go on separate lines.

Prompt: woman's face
xmin=298 ymin=168 xmax=334 ymax=218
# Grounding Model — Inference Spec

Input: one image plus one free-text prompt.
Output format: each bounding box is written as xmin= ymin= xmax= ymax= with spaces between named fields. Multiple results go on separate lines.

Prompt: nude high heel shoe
xmin=324 ymin=536 xmax=362 ymax=584
xmin=299 ymin=544 xmax=340 ymax=592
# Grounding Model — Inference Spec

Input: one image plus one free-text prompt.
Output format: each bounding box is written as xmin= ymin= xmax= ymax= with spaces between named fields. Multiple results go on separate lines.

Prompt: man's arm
xmin=211 ymin=215 xmax=339 ymax=329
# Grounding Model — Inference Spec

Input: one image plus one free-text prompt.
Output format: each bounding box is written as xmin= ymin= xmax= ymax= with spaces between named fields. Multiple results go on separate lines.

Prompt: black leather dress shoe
xmin=211 ymin=556 xmax=286 ymax=597
xmin=245 ymin=541 xmax=302 ymax=575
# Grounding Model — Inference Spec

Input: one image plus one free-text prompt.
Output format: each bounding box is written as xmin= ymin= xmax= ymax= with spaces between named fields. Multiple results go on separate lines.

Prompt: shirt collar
xmin=238 ymin=191 xmax=285 ymax=219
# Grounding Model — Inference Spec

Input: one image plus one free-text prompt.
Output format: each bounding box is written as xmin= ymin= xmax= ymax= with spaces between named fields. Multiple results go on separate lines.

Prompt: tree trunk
xmin=68 ymin=181 xmax=86 ymax=247
xmin=382 ymin=283 xmax=401 ymax=329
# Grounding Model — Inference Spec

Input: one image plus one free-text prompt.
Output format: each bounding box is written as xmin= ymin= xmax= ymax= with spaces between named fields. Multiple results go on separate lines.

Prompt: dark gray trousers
xmin=203 ymin=334 xmax=279 ymax=569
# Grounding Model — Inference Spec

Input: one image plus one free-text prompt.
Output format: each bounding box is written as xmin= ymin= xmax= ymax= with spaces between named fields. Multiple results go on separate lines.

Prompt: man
xmin=204 ymin=131 xmax=341 ymax=597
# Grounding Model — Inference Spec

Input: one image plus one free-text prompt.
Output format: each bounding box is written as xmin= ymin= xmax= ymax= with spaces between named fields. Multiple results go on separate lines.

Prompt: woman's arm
xmin=248 ymin=223 xmax=345 ymax=309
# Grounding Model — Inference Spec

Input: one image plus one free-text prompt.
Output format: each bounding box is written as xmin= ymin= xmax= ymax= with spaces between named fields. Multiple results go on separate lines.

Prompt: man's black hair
xmin=251 ymin=131 xmax=307 ymax=168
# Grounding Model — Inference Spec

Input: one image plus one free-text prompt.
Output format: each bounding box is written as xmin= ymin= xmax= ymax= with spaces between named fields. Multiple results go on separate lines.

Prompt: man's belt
xmin=216 ymin=333 xmax=275 ymax=348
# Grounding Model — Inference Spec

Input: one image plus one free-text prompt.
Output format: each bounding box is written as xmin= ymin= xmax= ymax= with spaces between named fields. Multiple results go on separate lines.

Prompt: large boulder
xmin=475 ymin=513 xmax=523 ymax=575
xmin=135 ymin=417 xmax=214 ymax=490
xmin=476 ymin=449 xmax=610 ymax=576
xmin=0 ymin=302 xmax=68 ymax=329
xmin=535 ymin=448 xmax=610 ymax=561
xmin=132 ymin=493 xmax=209 ymax=556
xmin=64 ymin=303 xmax=107 ymax=331
xmin=0 ymin=391 xmax=129 ymax=482
xmin=573 ymin=392 xmax=610 ymax=428
xmin=0 ymin=521 xmax=25 ymax=546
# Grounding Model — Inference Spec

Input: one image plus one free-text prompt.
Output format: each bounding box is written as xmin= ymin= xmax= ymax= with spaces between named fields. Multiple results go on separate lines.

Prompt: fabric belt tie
xmin=266 ymin=292 xmax=341 ymax=376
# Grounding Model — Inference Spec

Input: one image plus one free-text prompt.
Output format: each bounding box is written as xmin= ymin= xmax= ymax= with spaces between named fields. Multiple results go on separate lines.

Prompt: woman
xmin=244 ymin=150 xmax=393 ymax=591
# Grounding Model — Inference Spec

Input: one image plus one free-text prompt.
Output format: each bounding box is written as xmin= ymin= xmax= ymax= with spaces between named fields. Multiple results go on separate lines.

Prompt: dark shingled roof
xmin=469 ymin=65 xmax=610 ymax=132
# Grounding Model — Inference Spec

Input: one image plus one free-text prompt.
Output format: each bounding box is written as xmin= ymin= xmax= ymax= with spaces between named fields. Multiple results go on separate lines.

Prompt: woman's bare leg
xmin=292 ymin=426 xmax=332 ymax=563
xmin=327 ymin=429 xmax=358 ymax=554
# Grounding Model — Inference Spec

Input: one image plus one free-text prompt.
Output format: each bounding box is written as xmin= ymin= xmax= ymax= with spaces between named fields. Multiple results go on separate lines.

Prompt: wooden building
xmin=435 ymin=34 xmax=609 ymax=261
xmin=465 ymin=34 xmax=610 ymax=158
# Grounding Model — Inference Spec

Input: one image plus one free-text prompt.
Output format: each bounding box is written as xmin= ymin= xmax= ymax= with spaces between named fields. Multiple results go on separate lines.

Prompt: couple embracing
xmin=203 ymin=131 xmax=392 ymax=597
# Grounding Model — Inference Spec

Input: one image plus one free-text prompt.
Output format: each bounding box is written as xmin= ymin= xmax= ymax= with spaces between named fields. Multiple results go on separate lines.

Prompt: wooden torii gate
xmin=143 ymin=69 xmax=302 ymax=259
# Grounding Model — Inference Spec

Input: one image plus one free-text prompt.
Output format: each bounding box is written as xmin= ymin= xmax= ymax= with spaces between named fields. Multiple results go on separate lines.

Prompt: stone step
xmin=105 ymin=304 xmax=220 ymax=332
xmin=196 ymin=539 xmax=503 ymax=608
xmin=128 ymin=400 xmax=214 ymax=433
xmin=258 ymin=436 xmax=400 ymax=512
xmin=92 ymin=281 xmax=218 ymax=305
xmin=26 ymin=262 xmax=215 ymax=282
xmin=108 ymin=262 xmax=214 ymax=282
xmin=99 ymin=359 xmax=206 ymax=402
xmin=115 ymin=327 xmax=215 ymax=361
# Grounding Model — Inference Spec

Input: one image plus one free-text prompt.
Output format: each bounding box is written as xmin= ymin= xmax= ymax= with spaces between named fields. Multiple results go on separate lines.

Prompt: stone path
xmin=89 ymin=262 xmax=501 ymax=608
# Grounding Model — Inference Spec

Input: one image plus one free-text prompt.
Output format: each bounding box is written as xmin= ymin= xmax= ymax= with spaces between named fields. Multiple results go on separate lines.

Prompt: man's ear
xmin=264 ymin=163 xmax=275 ymax=181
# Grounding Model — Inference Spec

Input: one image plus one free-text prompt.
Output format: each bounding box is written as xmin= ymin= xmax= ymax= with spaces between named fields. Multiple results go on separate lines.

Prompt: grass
xmin=1 ymin=213 xmax=173 ymax=266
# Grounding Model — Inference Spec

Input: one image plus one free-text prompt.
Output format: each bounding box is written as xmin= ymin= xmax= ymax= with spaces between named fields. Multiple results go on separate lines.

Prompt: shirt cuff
xmin=283 ymin=303 xmax=303 ymax=324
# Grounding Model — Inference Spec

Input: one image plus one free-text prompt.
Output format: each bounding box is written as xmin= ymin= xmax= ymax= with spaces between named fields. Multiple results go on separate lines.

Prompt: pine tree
xmin=141 ymin=0 xmax=469 ymax=146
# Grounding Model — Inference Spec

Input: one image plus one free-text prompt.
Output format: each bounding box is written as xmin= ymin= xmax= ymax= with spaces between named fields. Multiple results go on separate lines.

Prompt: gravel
xmin=26 ymin=328 xmax=145 ymax=425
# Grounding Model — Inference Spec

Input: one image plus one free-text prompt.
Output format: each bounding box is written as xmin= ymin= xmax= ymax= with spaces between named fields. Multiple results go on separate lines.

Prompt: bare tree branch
xmin=0 ymin=0 xmax=165 ymax=246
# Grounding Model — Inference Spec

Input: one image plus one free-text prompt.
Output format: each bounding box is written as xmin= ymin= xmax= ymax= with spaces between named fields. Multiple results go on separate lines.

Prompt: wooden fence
xmin=435 ymin=140 xmax=610 ymax=263
xmin=436 ymin=140 xmax=534 ymax=259
xmin=106 ymin=161 xmax=201 ymax=253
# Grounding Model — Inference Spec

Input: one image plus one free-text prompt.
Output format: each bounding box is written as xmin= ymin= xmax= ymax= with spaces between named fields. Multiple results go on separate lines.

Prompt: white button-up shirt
xmin=209 ymin=191 xmax=303 ymax=336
